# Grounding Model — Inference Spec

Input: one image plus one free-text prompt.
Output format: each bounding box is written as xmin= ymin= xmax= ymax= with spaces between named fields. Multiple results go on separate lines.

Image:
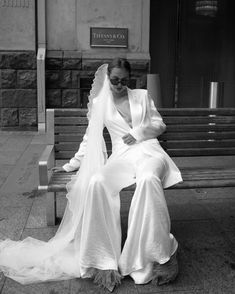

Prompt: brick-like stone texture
xmin=72 ymin=71 xmax=80 ymax=88
xmin=63 ymin=58 xmax=82 ymax=70
xmin=17 ymin=70 xmax=37 ymax=89
xmin=19 ymin=108 xmax=37 ymax=126
xmin=1 ymin=70 xmax=17 ymax=88
xmin=2 ymin=90 xmax=18 ymax=107
xmin=46 ymin=89 xmax=62 ymax=107
xmin=0 ymin=52 xmax=36 ymax=69
xmin=61 ymin=71 xmax=72 ymax=88
xmin=0 ymin=50 xmax=149 ymax=128
xmin=46 ymin=58 xmax=63 ymax=70
xmin=0 ymin=51 xmax=37 ymax=128
xmin=62 ymin=89 xmax=79 ymax=107
xmin=17 ymin=89 xmax=37 ymax=107
xmin=46 ymin=71 xmax=61 ymax=89
xmin=1 ymin=108 xmax=18 ymax=126
xmin=82 ymin=59 xmax=111 ymax=71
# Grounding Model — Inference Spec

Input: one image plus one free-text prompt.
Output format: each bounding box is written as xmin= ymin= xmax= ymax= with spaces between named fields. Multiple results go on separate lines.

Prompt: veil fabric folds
xmin=0 ymin=64 xmax=110 ymax=284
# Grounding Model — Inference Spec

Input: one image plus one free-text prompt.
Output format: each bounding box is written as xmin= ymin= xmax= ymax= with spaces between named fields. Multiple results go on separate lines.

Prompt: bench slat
xmin=55 ymin=117 xmax=88 ymax=125
xmin=161 ymin=140 xmax=235 ymax=149
xmin=47 ymin=165 xmax=235 ymax=192
xmin=164 ymin=116 xmax=235 ymax=124
xmin=166 ymin=148 xmax=235 ymax=156
xmin=55 ymin=126 xmax=87 ymax=133
xmin=159 ymin=132 xmax=235 ymax=140
xmin=55 ymin=133 xmax=111 ymax=142
xmin=55 ymin=140 xmax=235 ymax=151
xmin=54 ymin=108 xmax=235 ymax=116
xmin=55 ymin=147 xmax=235 ymax=159
xmin=55 ymin=109 xmax=87 ymax=116
xmin=55 ymin=142 xmax=112 ymax=151
xmin=158 ymin=108 xmax=235 ymax=116
xmin=166 ymin=124 xmax=235 ymax=132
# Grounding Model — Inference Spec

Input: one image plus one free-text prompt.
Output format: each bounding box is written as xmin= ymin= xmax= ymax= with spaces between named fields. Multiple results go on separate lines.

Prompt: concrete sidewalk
xmin=0 ymin=131 xmax=235 ymax=294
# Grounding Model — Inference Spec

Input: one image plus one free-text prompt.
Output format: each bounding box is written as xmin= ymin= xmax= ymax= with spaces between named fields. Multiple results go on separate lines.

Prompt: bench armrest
xmin=38 ymin=145 xmax=55 ymax=189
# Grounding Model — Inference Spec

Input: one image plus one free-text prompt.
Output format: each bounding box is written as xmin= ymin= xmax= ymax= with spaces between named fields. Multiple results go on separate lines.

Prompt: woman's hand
xmin=122 ymin=133 xmax=136 ymax=145
xmin=51 ymin=167 xmax=65 ymax=173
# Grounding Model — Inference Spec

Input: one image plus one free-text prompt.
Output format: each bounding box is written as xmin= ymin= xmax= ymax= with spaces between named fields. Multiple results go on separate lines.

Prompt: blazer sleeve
xmin=129 ymin=92 xmax=166 ymax=142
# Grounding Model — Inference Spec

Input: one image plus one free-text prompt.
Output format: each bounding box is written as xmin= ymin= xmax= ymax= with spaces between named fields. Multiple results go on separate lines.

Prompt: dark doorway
xmin=150 ymin=0 xmax=235 ymax=107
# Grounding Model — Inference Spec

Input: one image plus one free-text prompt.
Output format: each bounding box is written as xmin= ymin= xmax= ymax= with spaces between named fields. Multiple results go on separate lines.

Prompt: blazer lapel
xmin=128 ymin=89 xmax=143 ymax=128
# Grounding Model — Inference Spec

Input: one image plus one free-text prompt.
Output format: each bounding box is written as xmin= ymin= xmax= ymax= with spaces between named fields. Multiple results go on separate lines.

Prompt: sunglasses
xmin=110 ymin=78 xmax=129 ymax=86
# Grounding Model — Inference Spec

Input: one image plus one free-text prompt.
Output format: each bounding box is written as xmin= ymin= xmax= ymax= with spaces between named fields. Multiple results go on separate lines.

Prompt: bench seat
xmin=39 ymin=107 xmax=235 ymax=225
xmin=47 ymin=166 xmax=235 ymax=192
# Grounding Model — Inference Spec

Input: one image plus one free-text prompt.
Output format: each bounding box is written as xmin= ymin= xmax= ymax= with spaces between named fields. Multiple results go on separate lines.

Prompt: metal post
xmin=209 ymin=82 xmax=219 ymax=108
xmin=147 ymin=74 xmax=162 ymax=108
xmin=208 ymin=82 xmax=219 ymax=141
xmin=37 ymin=0 xmax=46 ymax=133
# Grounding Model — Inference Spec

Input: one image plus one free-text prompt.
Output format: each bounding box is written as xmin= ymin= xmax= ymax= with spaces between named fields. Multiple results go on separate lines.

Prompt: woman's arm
xmin=129 ymin=92 xmax=166 ymax=142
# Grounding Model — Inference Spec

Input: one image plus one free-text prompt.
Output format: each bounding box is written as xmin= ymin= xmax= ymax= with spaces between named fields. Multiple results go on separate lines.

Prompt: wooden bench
xmin=38 ymin=108 xmax=235 ymax=225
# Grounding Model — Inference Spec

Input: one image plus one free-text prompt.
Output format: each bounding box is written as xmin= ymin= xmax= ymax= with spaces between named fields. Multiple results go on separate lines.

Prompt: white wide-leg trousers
xmin=79 ymin=149 xmax=178 ymax=284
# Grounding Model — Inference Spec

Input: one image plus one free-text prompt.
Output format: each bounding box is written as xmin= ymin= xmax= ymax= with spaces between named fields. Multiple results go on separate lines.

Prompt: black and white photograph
xmin=0 ymin=1 xmax=235 ymax=293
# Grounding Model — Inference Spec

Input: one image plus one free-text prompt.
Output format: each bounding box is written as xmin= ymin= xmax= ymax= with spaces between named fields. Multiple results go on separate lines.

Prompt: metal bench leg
xmin=46 ymin=192 xmax=56 ymax=226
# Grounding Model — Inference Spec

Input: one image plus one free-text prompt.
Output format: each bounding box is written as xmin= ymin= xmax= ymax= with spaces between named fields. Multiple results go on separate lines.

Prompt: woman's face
xmin=109 ymin=67 xmax=130 ymax=96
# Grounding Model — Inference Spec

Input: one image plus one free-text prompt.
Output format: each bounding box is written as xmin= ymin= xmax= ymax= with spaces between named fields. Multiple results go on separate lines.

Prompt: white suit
xmin=63 ymin=89 xmax=182 ymax=284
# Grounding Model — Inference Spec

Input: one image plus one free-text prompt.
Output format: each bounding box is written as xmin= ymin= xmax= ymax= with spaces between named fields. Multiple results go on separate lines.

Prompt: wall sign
xmin=0 ymin=0 xmax=33 ymax=8
xmin=90 ymin=27 xmax=128 ymax=48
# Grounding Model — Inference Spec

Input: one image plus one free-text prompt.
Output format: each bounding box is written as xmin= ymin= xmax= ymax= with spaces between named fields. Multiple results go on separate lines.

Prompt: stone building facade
xmin=0 ymin=51 xmax=37 ymax=129
xmin=45 ymin=52 xmax=148 ymax=110
xmin=0 ymin=0 xmax=150 ymax=130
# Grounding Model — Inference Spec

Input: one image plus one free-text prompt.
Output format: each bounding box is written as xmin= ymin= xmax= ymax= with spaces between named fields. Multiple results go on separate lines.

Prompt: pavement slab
xmin=1 ymin=278 xmax=70 ymax=294
xmin=0 ymin=135 xmax=32 ymax=152
xmin=0 ymin=191 xmax=34 ymax=208
xmin=1 ymin=131 xmax=235 ymax=294
xmin=0 ymin=274 xmax=5 ymax=294
xmin=0 ymin=165 xmax=13 ymax=187
xmin=193 ymin=187 xmax=235 ymax=201
xmin=25 ymin=196 xmax=47 ymax=229
xmin=0 ymin=151 xmax=23 ymax=165
xmin=189 ymin=247 xmax=235 ymax=294
xmin=0 ymin=144 xmax=45 ymax=195
xmin=172 ymin=220 xmax=231 ymax=250
xmin=70 ymin=277 xmax=111 ymax=294
xmin=135 ymin=249 xmax=203 ymax=294
xmin=21 ymin=227 xmax=58 ymax=242
xmin=0 ymin=205 xmax=32 ymax=240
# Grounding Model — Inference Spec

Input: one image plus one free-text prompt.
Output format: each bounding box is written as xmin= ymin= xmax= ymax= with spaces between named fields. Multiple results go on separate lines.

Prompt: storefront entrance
xmin=150 ymin=0 xmax=235 ymax=107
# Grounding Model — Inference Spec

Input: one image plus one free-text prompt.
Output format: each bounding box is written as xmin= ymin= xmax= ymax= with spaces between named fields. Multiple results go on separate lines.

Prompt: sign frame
xmin=90 ymin=27 xmax=128 ymax=48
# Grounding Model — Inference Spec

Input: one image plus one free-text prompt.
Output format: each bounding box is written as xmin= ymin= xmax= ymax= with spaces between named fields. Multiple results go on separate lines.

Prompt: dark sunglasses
xmin=110 ymin=78 xmax=129 ymax=86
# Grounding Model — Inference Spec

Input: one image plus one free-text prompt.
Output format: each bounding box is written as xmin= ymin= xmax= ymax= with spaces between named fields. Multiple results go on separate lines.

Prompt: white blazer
xmin=63 ymin=88 xmax=182 ymax=189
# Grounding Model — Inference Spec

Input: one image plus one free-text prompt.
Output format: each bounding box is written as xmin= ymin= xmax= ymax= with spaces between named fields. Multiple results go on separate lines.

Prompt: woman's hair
xmin=107 ymin=58 xmax=131 ymax=76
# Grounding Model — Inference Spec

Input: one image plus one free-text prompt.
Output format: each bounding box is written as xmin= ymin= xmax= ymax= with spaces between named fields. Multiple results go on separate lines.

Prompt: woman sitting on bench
xmin=0 ymin=58 xmax=182 ymax=292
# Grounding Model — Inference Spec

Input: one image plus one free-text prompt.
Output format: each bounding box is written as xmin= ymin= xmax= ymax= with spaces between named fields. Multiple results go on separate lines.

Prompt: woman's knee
xmin=137 ymin=172 xmax=160 ymax=184
xmin=137 ymin=155 xmax=166 ymax=181
xmin=89 ymin=172 xmax=106 ymax=187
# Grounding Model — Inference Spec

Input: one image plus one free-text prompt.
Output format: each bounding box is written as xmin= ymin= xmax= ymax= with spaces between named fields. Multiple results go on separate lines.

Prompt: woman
xmin=0 ymin=58 xmax=182 ymax=292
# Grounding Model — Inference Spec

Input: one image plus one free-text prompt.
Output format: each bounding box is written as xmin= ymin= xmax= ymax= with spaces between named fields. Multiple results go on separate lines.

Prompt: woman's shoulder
xmin=128 ymin=88 xmax=148 ymax=99
xmin=129 ymin=88 xmax=147 ymax=95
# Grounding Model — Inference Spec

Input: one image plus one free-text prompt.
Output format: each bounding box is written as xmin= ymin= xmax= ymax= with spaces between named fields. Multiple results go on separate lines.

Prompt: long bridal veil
xmin=0 ymin=64 xmax=110 ymax=284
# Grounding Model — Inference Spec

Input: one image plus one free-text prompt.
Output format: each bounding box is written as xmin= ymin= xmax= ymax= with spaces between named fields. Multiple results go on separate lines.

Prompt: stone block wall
xmin=0 ymin=50 xmax=149 ymax=129
xmin=46 ymin=51 xmax=149 ymax=109
xmin=0 ymin=51 xmax=37 ymax=129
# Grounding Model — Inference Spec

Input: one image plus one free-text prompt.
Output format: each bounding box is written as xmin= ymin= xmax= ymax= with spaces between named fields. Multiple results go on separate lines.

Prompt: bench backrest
xmin=46 ymin=108 xmax=235 ymax=159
